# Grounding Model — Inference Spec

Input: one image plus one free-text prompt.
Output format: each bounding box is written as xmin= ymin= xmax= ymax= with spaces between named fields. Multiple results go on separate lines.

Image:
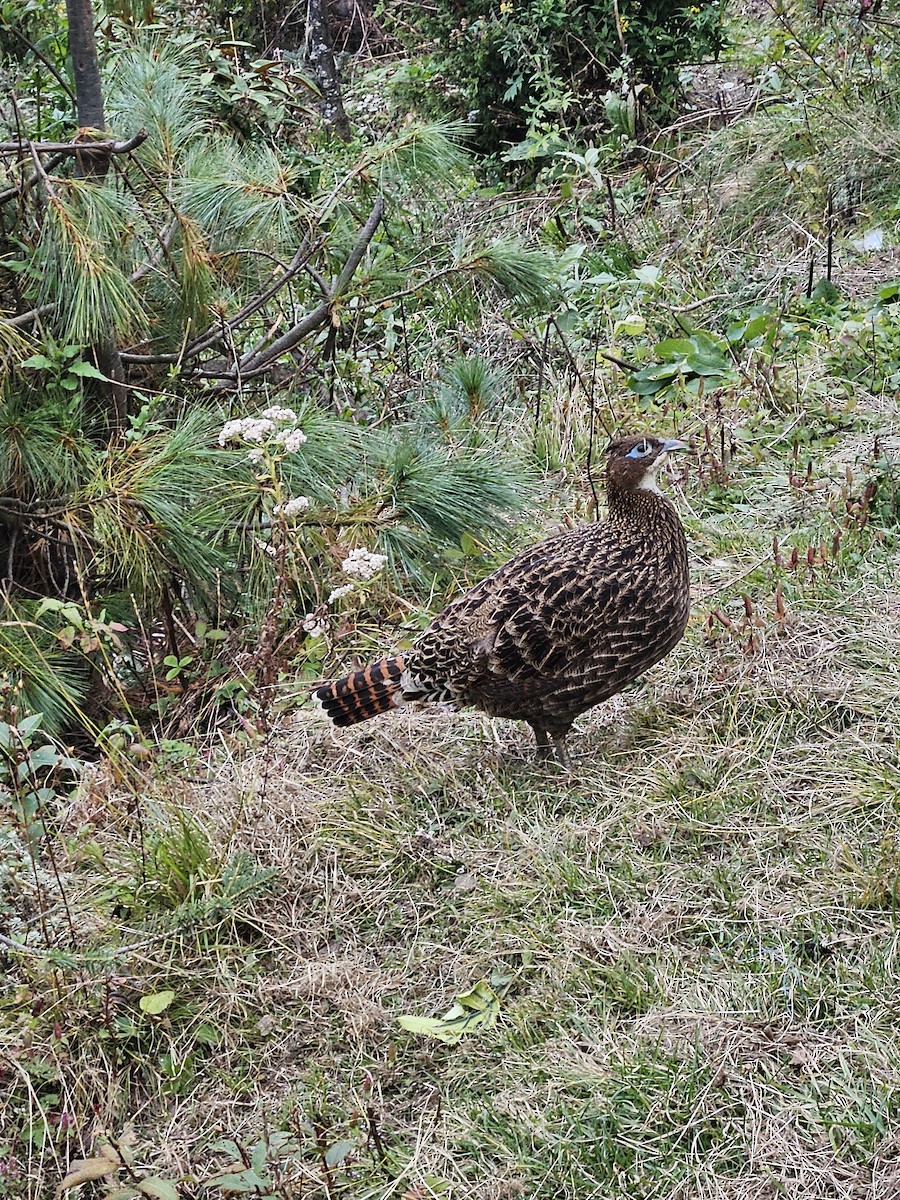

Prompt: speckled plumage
xmin=315 ymin=434 xmax=690 ymax=762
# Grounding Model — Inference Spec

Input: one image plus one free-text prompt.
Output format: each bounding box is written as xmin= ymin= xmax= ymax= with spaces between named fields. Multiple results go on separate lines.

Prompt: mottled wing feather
xmin=411 ymin=534 xmax=639 ymax=694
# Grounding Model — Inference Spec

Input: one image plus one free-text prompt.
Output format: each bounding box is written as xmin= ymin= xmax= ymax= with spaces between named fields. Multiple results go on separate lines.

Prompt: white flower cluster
xmin=219 ymin=417 xmax=274 ymax=446
xmin=341 ymin=547 xmax=388 ymax=580
xmin=327 ymin=583 xmax=355 ymax=603
xmin=218 ymin=407 xmax=307 ymax=456
xmin=354 ymin=92 xmax=383 ymax=116
xmin=261 ymin=405 xmax=297 ymax=424
xmin=273 ymin=496 xmax=310 ymax=519
xmin=302 ymin=613 xmax=326 ymax=638
xmin=274 ymin=428 xmax=307 ymax=453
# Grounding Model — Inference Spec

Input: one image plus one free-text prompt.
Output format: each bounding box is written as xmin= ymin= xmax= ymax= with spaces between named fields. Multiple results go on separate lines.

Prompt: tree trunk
xmin=65 ymin=0 xmax=106 ymax=132
xmin=65 ymin=0 xmax=110 ymax=179
xmin=65 ymin=0 xmax=128 ymax=426
xmin=306 ymin=0 xmax=351 ymax=141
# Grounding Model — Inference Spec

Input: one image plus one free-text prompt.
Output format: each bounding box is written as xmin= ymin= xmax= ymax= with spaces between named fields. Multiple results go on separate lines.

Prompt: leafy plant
xmin=382 ymin=0 xmax=725 ymax=158
xmin=0 ymin=713 xmax=79 ymax=850
xmin=628 ymin=329 xmax=737 ymax=400
xmin=398 ymin=979 xmax=500 ymax=1044
xmin=58 ymin=1132 xmax=179 ymax=1200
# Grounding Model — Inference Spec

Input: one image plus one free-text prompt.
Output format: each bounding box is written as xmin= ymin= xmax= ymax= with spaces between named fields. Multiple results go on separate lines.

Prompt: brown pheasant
xmin=315 ymin=434 xmax=691 ymax=764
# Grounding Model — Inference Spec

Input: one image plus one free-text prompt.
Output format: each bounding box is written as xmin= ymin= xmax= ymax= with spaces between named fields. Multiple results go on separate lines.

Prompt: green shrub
xmin=382 ymin=0 xmax=725 ymax=158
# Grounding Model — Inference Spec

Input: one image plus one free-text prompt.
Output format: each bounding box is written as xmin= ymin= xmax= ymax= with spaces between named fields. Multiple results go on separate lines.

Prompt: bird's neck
xmin=606 ymin=484 xmax=676 ymax=522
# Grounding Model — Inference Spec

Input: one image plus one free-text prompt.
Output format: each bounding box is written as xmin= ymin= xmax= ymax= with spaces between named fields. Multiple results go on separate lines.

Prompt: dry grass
xmin=3 ymin=465 xmax=900 ymax=1197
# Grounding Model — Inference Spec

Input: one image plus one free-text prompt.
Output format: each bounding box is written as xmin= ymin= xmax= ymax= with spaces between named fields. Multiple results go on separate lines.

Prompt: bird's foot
xmin=551 ymin=737 xmax=571 ymax=769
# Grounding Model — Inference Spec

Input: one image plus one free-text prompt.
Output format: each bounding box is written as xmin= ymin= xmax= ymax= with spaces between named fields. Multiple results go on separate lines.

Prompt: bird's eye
xmin=626 ymin=440 xmax=653 ymax=459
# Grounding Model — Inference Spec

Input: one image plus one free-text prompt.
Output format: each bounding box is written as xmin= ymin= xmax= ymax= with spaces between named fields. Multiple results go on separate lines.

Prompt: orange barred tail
xmin=314 ymin=655 xmax=406 ymax=727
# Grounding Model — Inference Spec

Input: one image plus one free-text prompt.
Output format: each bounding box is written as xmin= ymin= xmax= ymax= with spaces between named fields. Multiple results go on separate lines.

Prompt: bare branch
xmin=128 ymin=218 xmax=179 ymax=284
xmin=0 ymin=152 xmax=67 ymax=206
xmin=0 ymin=130 xmax=148 ymax=157
xmin=4 ymin=303 xmax=55 ymax=329
xmin=331 ymin=195 xmax=385 ymax=299
xmin=119 ymin=238 xmax=318 ymax=365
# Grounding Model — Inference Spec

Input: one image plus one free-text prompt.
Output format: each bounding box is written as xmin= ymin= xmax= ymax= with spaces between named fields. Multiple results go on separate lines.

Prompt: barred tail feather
xmin=314 ymin=655 xmax=407 ymax=727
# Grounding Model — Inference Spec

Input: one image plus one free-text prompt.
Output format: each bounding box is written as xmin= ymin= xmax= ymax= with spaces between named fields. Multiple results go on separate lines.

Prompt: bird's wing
xmin=484 ymin=569 xmax=630 ymax=684
xmin=414 ymin=534 xmax=640 ymax=691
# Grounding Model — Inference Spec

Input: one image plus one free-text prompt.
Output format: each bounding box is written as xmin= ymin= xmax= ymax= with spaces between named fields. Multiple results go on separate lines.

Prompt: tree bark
xmin=64 ymin=0 xmax=128 ymax=426
xmin=65 ymin=0 xmax=105 ymax=130
xmin=306 ymin=0 xmax=351 ymax=141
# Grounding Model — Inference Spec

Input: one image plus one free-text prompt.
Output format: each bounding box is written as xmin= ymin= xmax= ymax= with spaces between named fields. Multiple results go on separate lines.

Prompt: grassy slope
xmin=3 ymin=5 xmax=900 ymax=1199
xmin=5 ymin=438 xmax=900 ymax=1199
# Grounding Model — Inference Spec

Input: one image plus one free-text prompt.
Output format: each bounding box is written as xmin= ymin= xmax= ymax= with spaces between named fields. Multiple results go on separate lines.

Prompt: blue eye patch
xmin=626 ymin=442 xmax=653 ymax=459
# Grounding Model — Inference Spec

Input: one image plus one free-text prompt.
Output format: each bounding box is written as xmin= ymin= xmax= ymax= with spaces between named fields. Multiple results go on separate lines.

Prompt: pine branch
xmin=206 ymin=194 xmax=385 ymax=381
xmin=119 ymin=237 xmax=318 ymax=364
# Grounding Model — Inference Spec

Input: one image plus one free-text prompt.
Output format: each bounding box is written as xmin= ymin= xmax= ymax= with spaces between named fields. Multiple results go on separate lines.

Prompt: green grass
xmin=3 ymin=514 xmax=900 ymax=1197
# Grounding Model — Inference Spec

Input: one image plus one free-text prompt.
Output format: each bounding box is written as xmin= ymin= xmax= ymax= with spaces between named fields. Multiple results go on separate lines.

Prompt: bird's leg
xmin=551 ymin=733 xmax=571 ymax=769
xmin=529 ymin=723 xmax=553 ymax=760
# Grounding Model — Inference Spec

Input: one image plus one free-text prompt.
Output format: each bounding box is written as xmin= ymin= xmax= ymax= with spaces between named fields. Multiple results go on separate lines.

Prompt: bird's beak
xmin=661 ymin=438 xmax=690 ymax=453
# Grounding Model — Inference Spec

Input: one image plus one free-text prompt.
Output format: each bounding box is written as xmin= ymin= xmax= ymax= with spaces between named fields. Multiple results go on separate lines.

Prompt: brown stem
xmin=0 ymin=131 xmax=147 ymax=156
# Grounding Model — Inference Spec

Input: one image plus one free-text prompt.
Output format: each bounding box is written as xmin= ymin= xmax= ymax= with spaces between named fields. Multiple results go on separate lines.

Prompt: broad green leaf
xmin=68 ymin=361 xmax=108 ymax=380
xmin=629 ymin=377 xmax=668 ymax=396
xmin=137 ymin=1178 xmax=180 ymax=1200
xmin=205 ymin=1170 xmax=267 ymax=1193
xmin=633 ymin=264 xmax=661 ymax=285
xmin=654 ymin=337 xmax=694 ymax=357
xmin=139 ymin=989 xmax=175 ymax=1015
xmin=26 ymin=746 xmax=60 ymax=771
xmin=398 ymin=979 xmax=499 ymax=1044
xmin=324 ymin=1139 xmax=355 ymax=1167
xmin=553 ymin=308 xmax=580 ymax=332
xmin=684 ymin=356 xmax=729 ymax=376
xmin=614 ymin=314 xmax=646 ymax=336
xmin=631 ymin=362 xmax=683 ymax=382
xmin=210 ymin=1139 xmax=242 ymax=1157
xmin=35 ymin=600 xmax=66 ymax=619
xmin=689 ymin=330 xmax=727 ymax=354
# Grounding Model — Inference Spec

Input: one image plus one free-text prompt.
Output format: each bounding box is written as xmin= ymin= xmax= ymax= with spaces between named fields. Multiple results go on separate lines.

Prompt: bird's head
xmin=604 ymin=434 xmax=689 ymax=495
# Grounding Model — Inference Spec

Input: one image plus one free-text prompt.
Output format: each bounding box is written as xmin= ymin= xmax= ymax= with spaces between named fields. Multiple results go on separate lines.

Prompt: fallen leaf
xmin=398 ymin=980 xmax=499 ymax=1044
